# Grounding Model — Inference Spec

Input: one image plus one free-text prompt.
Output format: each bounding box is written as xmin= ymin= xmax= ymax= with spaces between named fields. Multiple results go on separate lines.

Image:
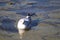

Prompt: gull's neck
xmin=26 ymin=16 xmax=30 ymax=18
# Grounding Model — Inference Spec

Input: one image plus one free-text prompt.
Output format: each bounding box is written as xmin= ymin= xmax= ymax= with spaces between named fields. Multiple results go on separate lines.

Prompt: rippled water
xmin=0 ymin=0 xmax=60 ymax=12
xmin=0 ymin=0 xmax=60 ymax=40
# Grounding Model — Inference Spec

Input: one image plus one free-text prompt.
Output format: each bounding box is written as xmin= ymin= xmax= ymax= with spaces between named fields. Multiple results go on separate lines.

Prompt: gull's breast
xmin=17 ymin=23 xmax=26 ymax=29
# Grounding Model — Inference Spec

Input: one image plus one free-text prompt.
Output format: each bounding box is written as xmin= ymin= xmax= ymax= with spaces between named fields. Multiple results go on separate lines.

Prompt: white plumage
xmin=17 ymin=19 xmax=26 ymax=29
xmin=17 ymin=15 xmax=31 ymax=39
xmin=17 ymin=16 xmax=30 ymax=29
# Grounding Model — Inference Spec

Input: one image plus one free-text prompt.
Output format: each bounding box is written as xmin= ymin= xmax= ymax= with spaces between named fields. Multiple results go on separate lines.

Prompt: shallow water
xmin=0 ymin=0 xmax=60 ymax=40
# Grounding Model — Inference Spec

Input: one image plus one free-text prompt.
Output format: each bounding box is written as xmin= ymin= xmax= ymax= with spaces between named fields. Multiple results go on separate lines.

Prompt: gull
xmin=17 ymin=13 xmax=31 ymax=39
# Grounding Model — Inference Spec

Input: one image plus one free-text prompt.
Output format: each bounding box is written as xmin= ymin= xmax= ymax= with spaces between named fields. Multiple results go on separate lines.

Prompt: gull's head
xmin=28 ymin=13 xmax=31 ymax=16
xmin=25 ymin=13 xmax=31 ymax=18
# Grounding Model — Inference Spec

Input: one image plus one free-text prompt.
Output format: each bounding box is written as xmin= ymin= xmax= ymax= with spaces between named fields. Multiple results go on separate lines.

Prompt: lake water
xmin=0 ymin=0 xmax=60 ymax=40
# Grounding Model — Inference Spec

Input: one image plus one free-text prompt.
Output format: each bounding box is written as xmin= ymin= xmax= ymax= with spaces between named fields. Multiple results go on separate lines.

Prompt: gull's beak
xmin=27 ymin=13 xmax=37 ymax=16
xmin=35 ymin=14 xmax=37 ymax=16
xmin=32 ymin=13 xmax=37 ymax=16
